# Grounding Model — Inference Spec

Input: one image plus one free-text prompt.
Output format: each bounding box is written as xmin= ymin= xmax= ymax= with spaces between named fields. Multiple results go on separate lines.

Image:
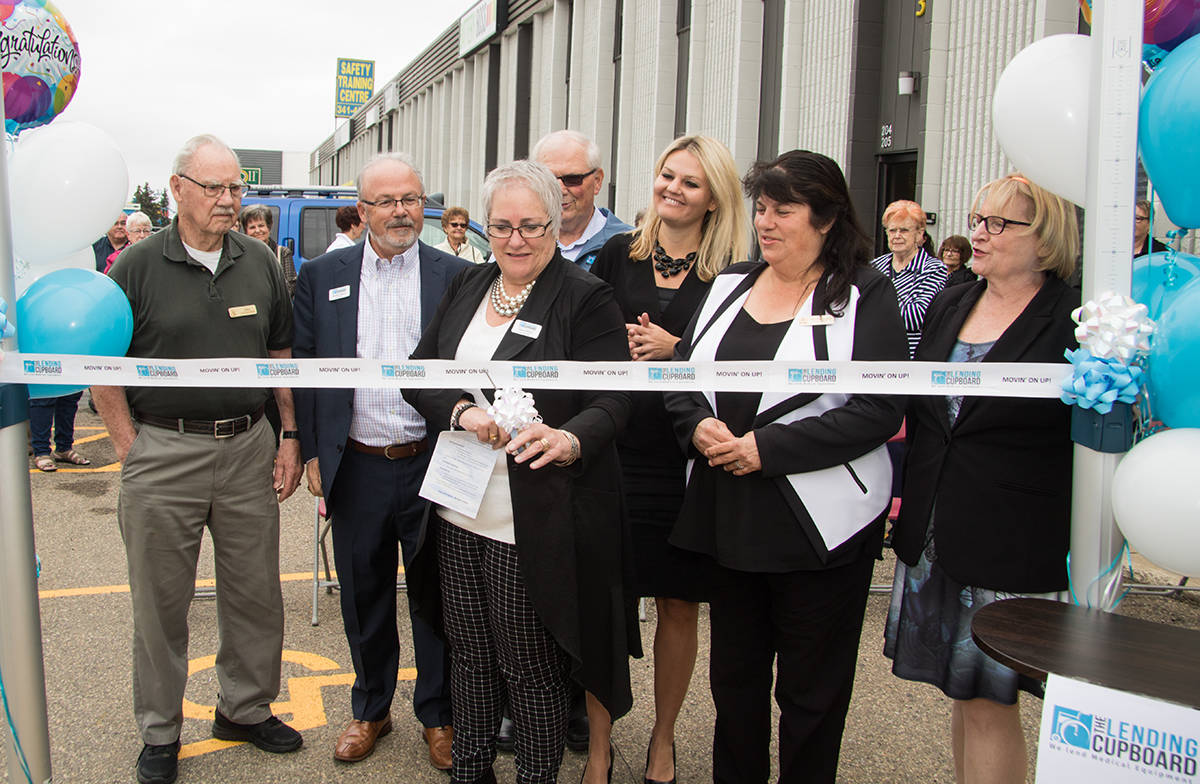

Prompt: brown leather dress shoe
xmin=423 ymin=724 xmax=453 ymax=771
xmin=333 ymin=715 xmax=393 ymax=762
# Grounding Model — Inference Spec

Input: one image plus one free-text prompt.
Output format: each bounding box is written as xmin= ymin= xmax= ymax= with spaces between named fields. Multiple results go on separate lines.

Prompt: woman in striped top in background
xmin=870 ymin=200 xmax=947 ymax=358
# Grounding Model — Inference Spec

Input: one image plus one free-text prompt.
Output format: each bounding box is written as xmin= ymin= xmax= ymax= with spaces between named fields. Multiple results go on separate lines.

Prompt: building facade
xmin=311 ymin=0 xmax=1087 ymax=252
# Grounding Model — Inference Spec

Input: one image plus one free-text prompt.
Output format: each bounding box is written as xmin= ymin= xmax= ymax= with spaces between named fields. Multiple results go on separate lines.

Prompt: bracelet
xmin=450 ymin=400 xmax=477 ymax=430
xmin=554 ymin=429 xmax=581 ymax=466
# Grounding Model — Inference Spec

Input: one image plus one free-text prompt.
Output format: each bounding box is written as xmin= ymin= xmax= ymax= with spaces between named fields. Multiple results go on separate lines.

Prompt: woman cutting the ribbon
xmin=403 ymin=160 xmax=637 ymax=784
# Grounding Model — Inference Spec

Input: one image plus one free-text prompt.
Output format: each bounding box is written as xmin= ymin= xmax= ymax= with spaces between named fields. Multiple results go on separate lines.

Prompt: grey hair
xmin=531 ymin=130 xmax=602 ymax=171
xmin=172 ymin=134 xmax=239 ymax=176
xmin=481 ymin=160 xmax=562 ymax=235
xmin=125 ymin=211 xmax=152 ymax=230
xmin=356 ymin=152 xmax=424 ymax=198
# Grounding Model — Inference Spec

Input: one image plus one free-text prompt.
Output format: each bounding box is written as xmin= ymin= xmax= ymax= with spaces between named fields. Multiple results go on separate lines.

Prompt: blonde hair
xmin=629 ymin=135 xmax=747 ymax=281
xmin=882 ymin=199 xmax=927 ymax=229
xmin=971 ymin=173 xmax=1079 ymax=280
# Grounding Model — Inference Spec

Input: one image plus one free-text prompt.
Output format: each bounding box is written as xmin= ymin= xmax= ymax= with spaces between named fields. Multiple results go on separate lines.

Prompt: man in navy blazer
xmin=292 ymin=153 xmax=471 ymax=769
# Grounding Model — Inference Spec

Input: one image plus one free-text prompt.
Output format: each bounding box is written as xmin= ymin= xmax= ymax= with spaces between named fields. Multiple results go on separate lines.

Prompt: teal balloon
xmin=1147 ymin=276 xmax=1200 ymax=427
xmin=1139 ymin=33 xmax=1200 ymax=229
xmin=1132 ymin=251 xmax=1200 ymax=318
xmin=15 ymin=268 xmax=133 ymax=399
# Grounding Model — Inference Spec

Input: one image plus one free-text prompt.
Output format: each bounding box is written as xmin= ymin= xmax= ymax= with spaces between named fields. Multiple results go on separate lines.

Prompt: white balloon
xmin=1112 ymin=428 xmax=1200 ymax=577
xmin=13 ymin=247 xmax=96 ymax=298
xmin=993 ymin=34 xmax=1091 ymax=206
xmin=8 ymin=121 xmax=129 ymax=264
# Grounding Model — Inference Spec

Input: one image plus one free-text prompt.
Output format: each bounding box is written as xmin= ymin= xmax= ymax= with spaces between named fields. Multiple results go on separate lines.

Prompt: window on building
xmin=515 ymin=23 xmax=534 ymax=159
xmin=757 ymin=0 xmax=784 ymax=161
xmin=610 ymin=0 xmax=623 ymax=209
xmin=674 ymin=0 xmax=691 ymax=137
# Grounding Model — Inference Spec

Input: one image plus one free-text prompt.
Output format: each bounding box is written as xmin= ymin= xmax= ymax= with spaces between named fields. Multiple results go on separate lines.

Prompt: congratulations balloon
xmin=14 ymin=268 xmax=133 ymax=399
xmin=8 ymin=121 xmax=129 ymax=264
xmin=1140 ymin=33 xmax=1200 ymax=228
xmin=993 ymin=34 xmax=1091 ymax=206
xmin=1112 ymin=428 xmax=1200 ymax=577
xmin=0 ymin=0 xmax=81 ymax=135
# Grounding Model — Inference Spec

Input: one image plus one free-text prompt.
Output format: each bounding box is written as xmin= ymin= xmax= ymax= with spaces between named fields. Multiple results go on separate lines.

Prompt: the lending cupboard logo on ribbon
xmin=23 ymin=359 xmax=61 ymax=376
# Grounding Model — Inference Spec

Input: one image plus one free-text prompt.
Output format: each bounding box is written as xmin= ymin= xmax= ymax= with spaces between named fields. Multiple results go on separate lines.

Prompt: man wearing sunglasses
xmin=532 ymin=130 xmax=632 ymax=273
xmin=434 ymin=205 xmax=487 ymax=262
xmin=93 ymin=134 xmax=303 ymax=784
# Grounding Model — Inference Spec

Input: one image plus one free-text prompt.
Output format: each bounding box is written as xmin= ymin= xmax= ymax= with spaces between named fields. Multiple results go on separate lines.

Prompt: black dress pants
xmin=708 ymin=542 xmax=876 ymax=784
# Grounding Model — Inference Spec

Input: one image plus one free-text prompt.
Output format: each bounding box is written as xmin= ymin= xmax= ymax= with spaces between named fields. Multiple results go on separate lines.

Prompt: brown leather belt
xmin=347 ymin=437 xmax=429 ymax=460
xmin=133 ymin=406 xmax=265 ymax=439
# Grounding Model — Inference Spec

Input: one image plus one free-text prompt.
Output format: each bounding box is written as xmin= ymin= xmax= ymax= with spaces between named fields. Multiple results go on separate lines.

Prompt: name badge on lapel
xmin=228 ymin=305 xmax=258 ymax=318
xmin=512 ymin=320 xmax=542 ymax=339
xmin=328 ymin=285 xmax=351 ymax=301
xmin=795 ymin=314 xmax=835 ymax=327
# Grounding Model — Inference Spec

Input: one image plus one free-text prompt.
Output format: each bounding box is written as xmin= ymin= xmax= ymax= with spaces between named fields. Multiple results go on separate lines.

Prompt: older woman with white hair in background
xmin=103 ymin=211 xmax=153 ymax=273
xmin=404 ymin=159 xmax=638 ymax=784
xmin=870 ymin=199 xmax=947 ymax=358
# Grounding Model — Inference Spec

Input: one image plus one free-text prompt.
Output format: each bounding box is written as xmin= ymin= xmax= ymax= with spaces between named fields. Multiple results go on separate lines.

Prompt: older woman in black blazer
xmin=885 ymin=173 xmax=1079 ymax=784
xmin=403 ymin=160 xmax=637 ymax=784
xmin=666 ymin=150 xmax=907 ymax=783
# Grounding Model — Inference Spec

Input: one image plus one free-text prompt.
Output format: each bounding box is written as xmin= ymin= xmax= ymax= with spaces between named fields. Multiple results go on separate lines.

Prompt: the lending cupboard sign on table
xmin=1038 ymin=675 xmax=1200 ymax=782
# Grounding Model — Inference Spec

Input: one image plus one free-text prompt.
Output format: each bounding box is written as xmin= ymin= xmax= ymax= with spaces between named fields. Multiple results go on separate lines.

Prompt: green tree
xmin=131 ymin=182 xmax=170 ymax=226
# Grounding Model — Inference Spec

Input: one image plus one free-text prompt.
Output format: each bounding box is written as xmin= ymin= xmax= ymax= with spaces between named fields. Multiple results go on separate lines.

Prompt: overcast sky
xmin=50 ymin=0 xmax=477 ymax=195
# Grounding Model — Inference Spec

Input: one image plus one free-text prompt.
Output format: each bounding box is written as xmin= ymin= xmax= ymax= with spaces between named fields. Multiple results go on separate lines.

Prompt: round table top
xmin=971 ymin=597 xmax=1200 ymax=708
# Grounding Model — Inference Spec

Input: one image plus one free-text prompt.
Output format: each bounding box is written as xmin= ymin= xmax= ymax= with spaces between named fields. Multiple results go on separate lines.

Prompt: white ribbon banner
xmin=0 ymin=352 xmax=1069 ymax=398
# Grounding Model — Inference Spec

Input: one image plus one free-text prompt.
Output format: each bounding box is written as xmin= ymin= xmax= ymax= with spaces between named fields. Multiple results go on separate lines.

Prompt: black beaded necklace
xmin=652 ymin=243 xmax=697 ymax=277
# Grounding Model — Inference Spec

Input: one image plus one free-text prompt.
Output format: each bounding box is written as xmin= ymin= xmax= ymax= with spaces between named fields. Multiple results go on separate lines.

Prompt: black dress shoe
xmin=212 ymin=709 xmax=303 ymax=753
xmin=136 ymin=741 xmax=179 ymax=784
xmin=496 ymin=715 xmax=515 ymax=752
xmin=565 ymin=712 xmax=589 ymax=752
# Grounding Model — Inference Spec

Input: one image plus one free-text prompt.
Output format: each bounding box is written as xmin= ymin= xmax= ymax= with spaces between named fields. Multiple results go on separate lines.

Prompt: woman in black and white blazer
xmin=664 ymin=150 xmax=907 ymax=783
xmin=885 ymin=173 xmax=1079 ymax=784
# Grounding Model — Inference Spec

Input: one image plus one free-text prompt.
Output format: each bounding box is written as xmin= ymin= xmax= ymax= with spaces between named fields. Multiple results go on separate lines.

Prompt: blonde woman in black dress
xmin=588 ymin=135 xmax=747 ymax=784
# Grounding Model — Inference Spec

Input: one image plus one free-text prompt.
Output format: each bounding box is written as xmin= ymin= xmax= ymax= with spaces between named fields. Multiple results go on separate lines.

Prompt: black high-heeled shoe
xmin=643 ymin=739 xmax=676 ymax=784
xmin=580 ymin=743 xmax=614 ymax=783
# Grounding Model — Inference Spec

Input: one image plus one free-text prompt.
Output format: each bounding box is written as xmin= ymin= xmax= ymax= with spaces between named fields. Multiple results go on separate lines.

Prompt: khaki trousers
xmin=117 ymin=416 xmax=283 ymax=744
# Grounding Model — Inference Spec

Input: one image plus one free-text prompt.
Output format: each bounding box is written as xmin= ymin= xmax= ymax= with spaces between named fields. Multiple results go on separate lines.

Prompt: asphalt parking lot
xmin=3 ymin=406 xmax=1198 ymax=783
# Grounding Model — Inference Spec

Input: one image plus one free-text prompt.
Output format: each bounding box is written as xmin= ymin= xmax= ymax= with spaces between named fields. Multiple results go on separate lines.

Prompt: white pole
xmin=1070 ymin=0 xmax=1143 ymax=610
xmin=0 ymin=113 xmax=54 ymax=780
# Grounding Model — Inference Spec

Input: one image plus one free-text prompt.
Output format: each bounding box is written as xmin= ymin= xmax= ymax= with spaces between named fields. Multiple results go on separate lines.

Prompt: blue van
xmin=241 ymin=186 xmax=490 ymax=271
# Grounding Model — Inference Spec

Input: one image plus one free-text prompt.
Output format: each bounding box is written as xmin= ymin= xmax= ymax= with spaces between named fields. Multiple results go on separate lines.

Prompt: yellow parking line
xmin=38 ymin=571 xmax=336 ymax=599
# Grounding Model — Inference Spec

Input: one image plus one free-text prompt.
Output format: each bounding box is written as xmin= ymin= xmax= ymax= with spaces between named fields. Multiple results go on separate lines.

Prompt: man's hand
xmin=305 ymin=458 xmax=322 ymax=497
xmin=273 ymin=438 xmax=302 ymax=502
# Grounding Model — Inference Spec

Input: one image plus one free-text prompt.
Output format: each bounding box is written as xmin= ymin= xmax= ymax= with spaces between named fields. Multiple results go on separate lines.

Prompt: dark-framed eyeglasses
xmin=360 ymin=194 xmax=426 ymax=211
xmin=447 ymin=221 xmax=468 ymax=228
xmin=554 ymin=168 xmax=597 ymax=187
xmin=486 ymin=221 xmax=552 ymax=239
xmin=1134 ymin=214 xmax=1150 ymax=223
xmin=969 ymin=213 xmax=1033 ymax=235
xmin=179 ymin=173 xmax=248 ymax=199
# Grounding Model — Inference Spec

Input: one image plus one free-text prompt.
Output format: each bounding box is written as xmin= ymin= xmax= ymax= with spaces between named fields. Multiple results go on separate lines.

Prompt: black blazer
xmin=590 ymin=232 xmax=713 ymax=458
xmin=402 ymin=253 xmax=640 ymax=719
xmin=892 ymin=276 xmax=1079 ymax=593
xmin=291 ymin=240 xmax=472 ymax=498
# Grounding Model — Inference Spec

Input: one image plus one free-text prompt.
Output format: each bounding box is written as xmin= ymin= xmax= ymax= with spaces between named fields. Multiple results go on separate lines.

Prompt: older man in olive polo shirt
xmin=92 ymin=134 xmax=303 ymax=784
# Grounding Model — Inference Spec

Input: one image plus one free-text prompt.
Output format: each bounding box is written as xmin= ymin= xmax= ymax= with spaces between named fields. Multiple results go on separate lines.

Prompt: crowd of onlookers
xmin=43 ymin=125 xmax=1163 ymax=784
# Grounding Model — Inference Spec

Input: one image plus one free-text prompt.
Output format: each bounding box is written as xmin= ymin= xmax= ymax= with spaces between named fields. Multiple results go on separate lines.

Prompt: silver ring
xmin=735 ymin=461 xmax=743 ymax=470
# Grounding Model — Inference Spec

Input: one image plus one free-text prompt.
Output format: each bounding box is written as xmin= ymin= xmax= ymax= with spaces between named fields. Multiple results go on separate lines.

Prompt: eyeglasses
xmin=360 ymin=194 xmax=426 ymax=211
xmin=179 ymin=173 xmax=248 ymax=199
xmin=969 ymin=213 xmax=1033 ymax=235
xmin=1134 ymin=215 xmax=1150 ymax=223
xmin=554 ymin=168 xmax=596 ymax=187
xmin=127 ymin=227 xmax=153 ymax=236
xmin=447 ymin=221 xmax=468 ymax=228
xmin=940 ymin=248 xmax=960 ymax=256
xmin=486 ymin=221 xmax=552 ymax=239
xmin=885 ymin=226 xmax=919 ymax=235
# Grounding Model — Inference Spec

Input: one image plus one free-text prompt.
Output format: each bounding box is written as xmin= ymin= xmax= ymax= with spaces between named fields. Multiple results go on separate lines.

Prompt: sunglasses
xmin=447 ymin=221 xmax=468 ymax=228
xmin=555 ymin=168 xmax=597 ymax=187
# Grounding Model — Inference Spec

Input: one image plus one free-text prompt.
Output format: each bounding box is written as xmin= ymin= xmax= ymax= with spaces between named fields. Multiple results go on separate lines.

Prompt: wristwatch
xmin=280 ymin=430 xmax=300 ymax=440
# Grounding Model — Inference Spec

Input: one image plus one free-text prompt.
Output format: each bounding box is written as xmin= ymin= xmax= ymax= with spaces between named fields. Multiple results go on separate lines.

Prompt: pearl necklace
xmin=490 ymin=274 xmax=535 ymax=317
